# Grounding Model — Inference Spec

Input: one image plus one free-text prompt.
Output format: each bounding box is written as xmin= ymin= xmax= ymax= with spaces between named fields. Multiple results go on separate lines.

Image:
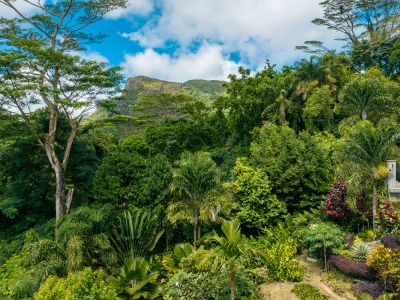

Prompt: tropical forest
xmin=0 ymin=0 xmax=400 ymax=299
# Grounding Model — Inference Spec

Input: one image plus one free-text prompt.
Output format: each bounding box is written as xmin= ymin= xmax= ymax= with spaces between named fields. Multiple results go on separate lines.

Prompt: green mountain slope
xmin=86 ymin=76 xmax=226 ymax=136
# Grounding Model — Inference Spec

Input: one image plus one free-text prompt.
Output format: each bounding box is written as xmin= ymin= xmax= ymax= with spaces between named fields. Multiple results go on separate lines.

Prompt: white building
xmin=387 ymin=160 xmax=400 ymax=201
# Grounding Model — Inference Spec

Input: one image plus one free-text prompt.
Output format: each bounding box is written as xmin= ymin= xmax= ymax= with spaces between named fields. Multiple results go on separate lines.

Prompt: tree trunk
xmin=192 ymin=208 xmax=199 ymax=251
xmin=197 ymin=221 xmax=201 ymax=244
xmin=372 ymin=183 xmax=378 ymax=230
xmin=230 ymin=268 xmax=235 ymax=300
xmin=55 ymin=169 xmax=67 ymax=222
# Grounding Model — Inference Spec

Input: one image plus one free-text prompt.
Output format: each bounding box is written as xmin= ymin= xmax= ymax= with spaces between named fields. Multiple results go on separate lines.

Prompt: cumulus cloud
xmin=0 ymin=0 xmax=37 ymax=17
xmin=106 ymin=0 xmax=154 ymax=19
xmin=122 ymin=0 xmax=342 ymax=67
xmin=122 ymin=44 xmax=243 ymax=82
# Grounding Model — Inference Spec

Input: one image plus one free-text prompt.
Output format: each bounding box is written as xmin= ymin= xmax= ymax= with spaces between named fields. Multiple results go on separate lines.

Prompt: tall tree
xmin=337 ymin=119 xmax=400 ymax=229
xmin=169 ymin=151 xmax=219 ymax=250
xmin=308 ymin=0 xmax=400 ymax=76
xmin=0 ymin=0 xmax=125 ymax=225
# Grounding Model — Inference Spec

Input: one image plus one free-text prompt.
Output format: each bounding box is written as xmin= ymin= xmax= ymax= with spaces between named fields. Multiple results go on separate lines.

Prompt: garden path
xmin=259 ymin=256 xmax=356 ymax=300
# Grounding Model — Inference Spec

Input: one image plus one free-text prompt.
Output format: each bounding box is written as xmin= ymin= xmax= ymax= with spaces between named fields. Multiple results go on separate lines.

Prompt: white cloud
xmin=123 ymin=0 xmax=343 ymax=67
xmin=80 ymin=51 xmax=109 ymax=63
xmin=0 ymin=0 xmax=37 ymax=17
xmin=70 ymin=51 xmax=109 ymax=63
xmin=106 ymin=0 xmax=154 ymax=19
xmin=122 ymin=44 xmax=243 ymax=82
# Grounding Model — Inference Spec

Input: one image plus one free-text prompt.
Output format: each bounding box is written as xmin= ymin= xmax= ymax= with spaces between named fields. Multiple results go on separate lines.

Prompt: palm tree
xmin=337 ymin=69 xmax=395 ymax=122
xmin=338 ymin=120 xmax=399 ymax=229
xmin=206 ymin=219 xmax=247 ymax=300
xmin=169 ymin=151 xmax=219 ymax=250
xmin=111 ymin=257 xmax=160 ymax=300
xmin=111 ymin=208 xmax=164 ymax=260
xmin=262 ymin=89 xmax=291 ymax=125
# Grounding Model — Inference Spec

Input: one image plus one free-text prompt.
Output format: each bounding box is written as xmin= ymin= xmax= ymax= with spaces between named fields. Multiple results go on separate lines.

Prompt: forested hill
xmin=116 ymin=76 xmax=226 ymax=115
xmin=86 ymin=76 xmax=226 ymax=136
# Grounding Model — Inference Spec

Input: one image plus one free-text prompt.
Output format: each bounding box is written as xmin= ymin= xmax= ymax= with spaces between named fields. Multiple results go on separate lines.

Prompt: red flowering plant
xmin=378 ymin=199 xmax=400 ymax=234
xmin=325 ymin=178 xmax=348 ymax=221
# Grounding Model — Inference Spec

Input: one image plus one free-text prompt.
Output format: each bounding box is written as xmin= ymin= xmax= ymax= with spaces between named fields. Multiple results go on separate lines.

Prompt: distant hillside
xmin=118 ymin=76 xmax=226 ymax=115
xmin=86 ymin=76 xmax=226 ymax=136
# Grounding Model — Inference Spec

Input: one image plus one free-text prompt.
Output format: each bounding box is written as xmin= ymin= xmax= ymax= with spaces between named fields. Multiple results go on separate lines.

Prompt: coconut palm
xmin=337 ymin=120 xmax=400 ymax=229
xmin=169 ymin=151 xmax=219 ymax=250
xmin=111 ymin=257 xmax=160 ymax=300
xmin=111 ymin=208 xmax=164 ymax=260
xmin=205 ymin=219 xmax=247 ymax=300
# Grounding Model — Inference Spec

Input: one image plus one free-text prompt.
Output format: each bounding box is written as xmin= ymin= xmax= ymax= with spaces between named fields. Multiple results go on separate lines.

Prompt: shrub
xmin=0 ymin=251 xmax=36 ymax=299
xmin=357 ymin=281 xmax=385 ymax=299
xmin=262 ymin=237 xmax=303 ymax=281
xmin=325 ymin=178 xmax=348 ymax=221
xmin=331 ymin=255 xmax=377 ymax=280
xmin=304 ymin=222 xmax=343 ymax=270
xmin=381 ymin=235 xmax=400 ymax=250
xmin=358 ymin=230 xmax=379 ymax=242
xmin=378 ymin=200 xmax=400 ymax=234
xmin=163 ymin=268 xmax=256 ymax=300
xmin=366 ymin=245 xmax=400 ymax=292
xmin=292 ymin=283 xmax=327 ymax=300
xmin=34 ymin=268 xmax=119 ymax=300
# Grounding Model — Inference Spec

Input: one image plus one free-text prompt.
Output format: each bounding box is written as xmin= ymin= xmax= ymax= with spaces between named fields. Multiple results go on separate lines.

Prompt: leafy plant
xmin=163 ymin=268 xmax=256 ymax=300
xmin=325 ymin=178 xmax=348 ymax=221
xmin=162 ymin=243 xmax=193 ymax=274
xmin=292 ymin=283 xmax=327 ymax=300
xmin=111 ymin=208 xmax=164 ymax=260
xmin=304 ymin=222 xmax=343 ymax=271
xmin=34 ymin=268 xmax=119 ymax=300
xmin=366 ymin=244 xmax=400 ymax=292
xmin=111 ymin=257 xmax=160 ymax=300
xmin=256 ymin=226 xmax=303 ymax=281
xmin=228 ymin=158 xmax=287 ymax=232
xmin=205 ymin=219 xmax=249 ymax=300
xmin=352 ymin=242 xmax=369 ymax=262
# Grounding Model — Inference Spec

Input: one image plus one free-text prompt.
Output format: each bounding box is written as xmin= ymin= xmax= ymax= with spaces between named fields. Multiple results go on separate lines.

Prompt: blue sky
xmin=1 ymin=0 xmax=343 ymax=82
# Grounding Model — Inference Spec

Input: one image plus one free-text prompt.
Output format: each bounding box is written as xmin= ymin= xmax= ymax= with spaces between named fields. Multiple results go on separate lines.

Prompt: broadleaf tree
xmin=0 ymin=0 xmax=126 ymax=226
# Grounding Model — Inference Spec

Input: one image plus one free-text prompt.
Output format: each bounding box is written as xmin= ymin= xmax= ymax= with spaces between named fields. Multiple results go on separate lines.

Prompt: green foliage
xmin=111 ymin=257 xmax=160 ymax=300
xmin=292 ymin=283 xmax=328 ymax=300
xmin=250 ymin=123 xmax=334 ymax=211
xmin=111 ymin=208 xmax=164 ymax=260
xmin=169 ymin=151 xmax=220 ymax=249
xmin=56 ymin=204 xmax=119 ymax=272
xmin=0 ymin=251 xmax=35 ymax=299
xmin=94 ymin=136 xmax=171 ymax=209
xmin=304 ymin=222 xmax=343 ymax=270
xmin=337 ymin=69 xmax=399 ymax=123
xmin=162 ymin=243 xmax=193 ymax=274
xmin=250 ymin=225 xmax=303 ymax=281
xmin=0 ymin=111 xmax=98 ymax=234
xmin=34 ymin=268 xmax=119 ymax=300
xmin=352 ymin=242 xmax=369 ymax=263
xmin=366 ymin=245 xmax=400 ymax=292
xmin=163 ymin=268 xmax=256 ymax=300
xmin=228 ymin=158 xmax=287 ymax=232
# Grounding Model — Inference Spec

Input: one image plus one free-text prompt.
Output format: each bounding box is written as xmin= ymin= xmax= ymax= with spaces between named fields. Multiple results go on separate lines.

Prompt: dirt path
xmin=259 ymin=256 xmax=356 ymax=300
